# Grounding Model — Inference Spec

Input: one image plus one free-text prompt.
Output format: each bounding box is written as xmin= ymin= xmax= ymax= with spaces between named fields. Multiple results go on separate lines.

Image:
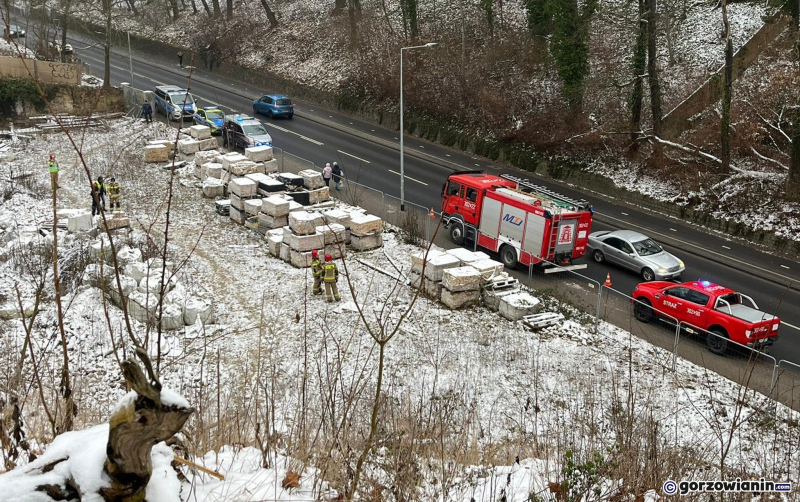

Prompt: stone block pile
xmin=349 ymin=213 xmax=383 ymax=251
xmin=228 ymin=178 xmax=259 ymax=225
xmin=84 ymin=244 xmax=215 ymax=331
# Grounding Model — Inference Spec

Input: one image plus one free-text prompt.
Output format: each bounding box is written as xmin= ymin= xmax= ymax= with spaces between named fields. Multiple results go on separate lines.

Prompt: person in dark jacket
xmin=331 ymin=162 xmax=344 ymax=191
xmin=91 ymin=176 xmax=106 ymax=216
xmin=141 ymin=102 xmax=153 ymax=123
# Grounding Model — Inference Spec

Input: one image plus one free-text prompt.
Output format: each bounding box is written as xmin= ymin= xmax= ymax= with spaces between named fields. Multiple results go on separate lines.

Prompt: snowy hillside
xmin=0 ymin=119 xmax=798 ymax=500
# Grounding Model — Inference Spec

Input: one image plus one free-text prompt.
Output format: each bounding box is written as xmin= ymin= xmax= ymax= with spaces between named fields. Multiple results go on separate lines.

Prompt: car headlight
xmin=678 ymin=260 xmax=685 ymax=268
xmin=657 ymin=267 xmax=669 ymax=274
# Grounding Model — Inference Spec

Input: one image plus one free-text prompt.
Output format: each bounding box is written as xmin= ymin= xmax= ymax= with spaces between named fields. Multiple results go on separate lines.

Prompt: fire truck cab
xmin=441 ymin=171 xmax=594 ymax=272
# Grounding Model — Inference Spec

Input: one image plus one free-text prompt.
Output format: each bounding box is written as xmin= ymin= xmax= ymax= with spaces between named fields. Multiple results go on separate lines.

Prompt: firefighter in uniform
xmin=91 ymin=176 xmax=106 ymax=216
xmin=48 ymin=153 xmax=59 ymax=190
xmin=107 ymin=177 xmax=121 ymax=212
xmin=310 ymin=249 xmax=323 ymax=295
xmin=322 ymin=254 xmax=340 ymax=302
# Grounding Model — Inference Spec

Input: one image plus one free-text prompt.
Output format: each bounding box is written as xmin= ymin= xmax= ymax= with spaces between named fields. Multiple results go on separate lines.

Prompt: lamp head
xmin=424 ymin=42 xmax=439 ymax=48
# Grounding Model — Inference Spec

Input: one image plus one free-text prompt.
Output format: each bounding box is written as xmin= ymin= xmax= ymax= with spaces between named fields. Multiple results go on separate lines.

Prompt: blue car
xmin=253 ymin=94 xmax=294 ymax=119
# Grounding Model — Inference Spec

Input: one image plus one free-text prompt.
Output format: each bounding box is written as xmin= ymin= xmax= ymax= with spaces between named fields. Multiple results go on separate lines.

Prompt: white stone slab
xmin=442 ymin=266 xmax=482 ymax=292
xmin=189 ymin=124 xmax=212 ymax=139
xmin=229 ymin=160 xmax=260 ymax=176
xmin=289 ymin=210 xmax=321 ymax=235
xmin=221 ymin=152 xmax=248 ymax=170
xmin=308 ymin=187 xmax=330 ymax=205
xmin=471 ymin=259 xmax=506 ymax=280
xmin=441 ymin=289 xmax=480 ymax=310
xmin=279 ymin=242 xmax=290 ymax=262
xmin=410 ymin=249 xmax=445 ymax=274
xmin=261 ymin=195 xmax=290 ymax=217
xmin=67 ymin=212 xmax=92 ymax=232
xmin=244 ymin=198 xmax=262 ymax=216
xmin=178 ymin=138 xmax=201 ymax=154
xmin=498 ymin=292 xmax=542 ymax=321
xmin=322 ymin=209 xmax=351 ymax=228
xmin=316 ymin=223 xmax=347 ymax=246
xmin=145 ymin=144 xmax=168 ymax=163
xmin=284 ymin=228 xmax=325 ymax=252
xmin=350 ymin=231 xmax=383 ymax=251
xmin=197 ymin=138 xmax=218 ymax=151
xmin=298 ymin=169 xmax=325 ymax=190
xmin=202 ymin=178 xmax=224 ymax=198
xmin=267 ymin=234 xmax=283 ymax=256
xmin=245 ymin=145 xmax=274 ymax=162
xmin=349 ymin=213 xmax=382 ymax=236
xmin=290 ymin=249 xmax=314 ymax=268
xmin=205 ymin=163 xmax=222 ymax=179
xmin=229 ymin=178 xmax=258 ymax=198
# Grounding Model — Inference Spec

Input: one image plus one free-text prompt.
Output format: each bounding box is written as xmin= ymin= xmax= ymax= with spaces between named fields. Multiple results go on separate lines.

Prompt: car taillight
xmin=290 ymin=104 xmax=295 ymax=108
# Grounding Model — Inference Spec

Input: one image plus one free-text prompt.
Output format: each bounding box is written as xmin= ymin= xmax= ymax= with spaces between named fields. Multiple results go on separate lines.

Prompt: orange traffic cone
xmin=603 ymin=273 xmax=612 ymax=287
xmin=429 ymin=208 xmax=436 ymax=218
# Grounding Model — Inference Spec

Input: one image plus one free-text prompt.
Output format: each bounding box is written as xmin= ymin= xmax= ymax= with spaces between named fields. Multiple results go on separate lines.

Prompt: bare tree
xmin=647 ymin=0 xmax=662 ymax=146
xmin=720 ymin=0 xmax=733 ymax=174
xmin=629 ymin=0 xmax=647 ymax=150
xmin=259 ymin=0 xmax=278 ymax=28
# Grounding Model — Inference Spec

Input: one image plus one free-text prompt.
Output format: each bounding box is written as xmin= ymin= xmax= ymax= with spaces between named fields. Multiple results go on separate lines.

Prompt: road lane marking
xmin=266 ymin=123 xmax=324 ymax=145
xmin=388 ymin=170 xmax=428 ymax=185
xmin=446 ymin=154 xmax=451 ymax=157
xmin=782 ymin=265 xmax=790 ymax=269
xmin=670 ymin=228 xmax=677 ymax=232
xmin=337 ymin=150 xmax=370 ymax=164
xmin=783 ymin=321 xmax=800 ymax=332
xmin=621 ymin=212 xmax=628 ymax=216
xmin=599 ymin=213 xmax=799 ymax=284
xmin=722 ymin=245 xmax=731 ymax=250
xmin=419 ymin=145 xmax=424 ymax=148
xmin=475 ymin=163 xmax=480 ymax=167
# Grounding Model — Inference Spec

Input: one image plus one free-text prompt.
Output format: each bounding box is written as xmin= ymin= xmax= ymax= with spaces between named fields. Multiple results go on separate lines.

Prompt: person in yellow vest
xmin=107 ymin=177 xmax=121 ymax=212
xmin=48 ymin=153 xmax=59 ymax=190
xmin=322 ymin=254 xmax=340 ymax=302
xmin=91 ymin=176 xmax=106 ymax=216
xmin=310 ymin=249 xmax=323 ymax=296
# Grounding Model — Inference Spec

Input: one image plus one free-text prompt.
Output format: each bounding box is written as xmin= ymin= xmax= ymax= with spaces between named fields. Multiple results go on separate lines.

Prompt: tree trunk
xmin=788 ymin=106 xmax=800 ymax=199
xmin=525 ymin=0 xmax=553 ymax=55
xmin=190 ymin=0 xmax=198 ymax=14
xmin=647 ymin=0 xmax=662 ymax=145
xmin=100 ymin=350 xmax=193 ymax=501
xmin=630 ymin=0 xmax=647 ymax=150
xmin=127 ymin=0 xmax=138 ymax=16
xmin=348 ymin=0 xmax=357 ymax=46
xmin=226 ymin=0 xmax=232 ymax=17
xmin=401 ymin=0 xmax=418 ymax=40
xmin=211 ymin=0 xmax=221 ymax=17
xmin=103 ymin=0 xmax=111 ymax=89
xmin=720 ymin=0 xmax=732 ymax=174
xmin=198 ymin=0 xmax=211 ymax=15
xmin=481 ymin=0 xmax=494 ymax=43
xmin=334 ymin=0 xmax=346 ymax=14
xmin=169 ymin=0 xmax=179 ymax=20
xmin=260 ymin=0 xmax=278 ymax=27
xmin=60 ymin=0 xmax=70 ymax=63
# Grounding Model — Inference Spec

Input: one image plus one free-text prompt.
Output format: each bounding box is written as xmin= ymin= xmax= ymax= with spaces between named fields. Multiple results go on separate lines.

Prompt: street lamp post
xmin=127 ymin=30 xmax=134 ymax=88
xmin=400 ymin=42 xmax=438 ymax=212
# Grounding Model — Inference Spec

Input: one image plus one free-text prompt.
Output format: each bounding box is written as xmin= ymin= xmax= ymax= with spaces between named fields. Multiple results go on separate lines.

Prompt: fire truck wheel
xmin=592 ymin=250 xmax=605 ymax=263
xmin=633 ymin=298 xmax=652 ymax=323
xmin=449 ymin=222 xmax=465 ymax=245
xmin=707 ymin=328 xmax=728 ymax=355
xmin=500 ymin=245 xmax=517 ymax=268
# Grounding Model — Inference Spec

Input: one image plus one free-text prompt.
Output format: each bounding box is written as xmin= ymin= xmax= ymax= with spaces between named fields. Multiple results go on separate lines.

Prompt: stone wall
xmin=0 ymin=56 xmax=82 ymax=85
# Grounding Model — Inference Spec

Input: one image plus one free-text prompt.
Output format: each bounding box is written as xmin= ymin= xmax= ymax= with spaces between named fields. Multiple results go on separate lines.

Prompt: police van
xmin=222 ymin=114 xmax=273 ymax=150
xmin=154 ymin=85 xmax=197 ymax=121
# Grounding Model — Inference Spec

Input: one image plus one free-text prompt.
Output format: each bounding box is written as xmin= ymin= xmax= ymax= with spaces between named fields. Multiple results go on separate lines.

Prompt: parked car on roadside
xmin=153 ymin=85 xmax=197 ymax=121
xmin=252 ymin=94 xmax=294 ymax=119
xmin=632 ymin=280 xmax=780 ymax=354
xmin=222 ymin=114 xmax=272 ymax=150
xmin=193 ymin=105 xmax=225 ymax=135
xmin=588 ymin=229 xmax=684 ymax=281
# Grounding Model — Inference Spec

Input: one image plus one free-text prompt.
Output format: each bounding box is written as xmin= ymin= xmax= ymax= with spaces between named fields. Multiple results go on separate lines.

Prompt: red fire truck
xmin=441 ymin=172 xmax=594 ymax=272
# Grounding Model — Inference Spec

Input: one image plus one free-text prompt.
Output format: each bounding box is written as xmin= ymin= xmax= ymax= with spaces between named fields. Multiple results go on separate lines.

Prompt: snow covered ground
xmin=0 ymin=119 xmax=798 ymax=500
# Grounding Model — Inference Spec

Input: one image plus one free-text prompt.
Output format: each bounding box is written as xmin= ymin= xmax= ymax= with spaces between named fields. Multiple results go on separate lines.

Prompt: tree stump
xmin=100 ymin=349 xmax=194 ymax=502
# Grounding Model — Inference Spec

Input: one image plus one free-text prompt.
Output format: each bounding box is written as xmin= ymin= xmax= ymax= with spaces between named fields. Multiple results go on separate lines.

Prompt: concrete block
xmin=100 ymin=216 xmax=130 ymax=230
xmin=267 ymin=234 xmax=283 ymax=256
xmin=279 ymin=242 xmax=290 ymax=262
xmin=194 ymin=150 xmax=219 ymax=166
xmin=255 ymin=177 xmax=285 ymax=195
xmin=289 ymin=210 xmax=321 ymax=235
xmin=229 ymin=206 xmax=245 ymax=224
xmin=193 ymin=163 xmax=205 ymax=180
xmin=245 ymin=145 xmax=274 ymax=162
xmin=299 ymin=169 xmax=325 ymax=190
xmin=423 ymin=252 xmax=462 ymax=282
xmin=198 ymin=138 xmax=218 ymax=151
xmin=148 ymin=139 xmax=174 ymax=152
xmin=410 ymin=249 xmax=446 ymax=274
xmin=189 ymin=125 xmax=212 ymax=139
xmin=229 ymin=193 xmax=244 ymax=210
xmin=446 ymin=247 xmax=486 ymax=266
xmin=324 ymin=244 xmax=346 ymax=260
xmin=349 ymin=213 xmax=383 ymax=236
xmin=441 ymin=289 xmax=481 ymax=310
xmin=262 ymin=159 xmax=279 ymax=174
xmin=288 ymin=200 xmax=305 ymax=212
xmin=284 ymin=228 xmax=325 ymax=252
xmin=244 ymin=198 xmax=262 ymax=216
xmin=178 ymin=138 xmax=201 ymax=155
xmin=258 ymin=212 xmax=288 ymax=230
xmin=409 ymin=272 xmax=442 ymax=300
xmin=308 ymin=187 xmax=330 ymax=205
xmin=322 ymin=209 xmax=351 ymax=229
xmin=184 ymin=298 xmax=215 ymax=325
xmin=471 ymin=259 xmax=506 ymax=281
xmin=349 ymin=231 xmax=383 ymax=251
xmin=289 ymin=249 xmax=313 ymax=268
xmin=145 ymin=144 xmax=169 ymax=163
xmin=498 ymin=292 xmax=542 ymax=321
xmin=229 ymin=178 xmax=258 ymax=198
xmin=229 ymin=160 xmax=260 ymax=176
xmin=442 ymin=266 xmax=482 ymax=292
xmin=221 ymin=152 xmax=248 ymax=170
xmin=317 ymin=223 xmax=347 ymax=245
xmin=67 ymin=212 xmax=93 ymax=232
xmin=205 ymin=163 xmax=223 ymax=179
xmin=202 ymin=178 xmax=224 ymax=198
xmin=262 ymin=195 xmax=290 ymax=217
xmin=278 ymin=172 xmax=304 ymax=188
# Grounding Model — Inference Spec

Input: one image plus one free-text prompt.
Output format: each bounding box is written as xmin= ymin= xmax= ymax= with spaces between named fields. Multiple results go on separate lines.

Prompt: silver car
xmin=588 ymin=229 xmax=684 ymax=281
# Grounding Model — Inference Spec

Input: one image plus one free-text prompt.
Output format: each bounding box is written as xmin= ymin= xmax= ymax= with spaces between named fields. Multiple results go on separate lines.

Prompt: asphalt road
xmin=31 ymin=27 xmax=800 ymax=375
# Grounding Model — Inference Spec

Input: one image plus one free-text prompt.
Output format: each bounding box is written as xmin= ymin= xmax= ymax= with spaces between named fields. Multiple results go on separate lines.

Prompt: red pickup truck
xmin=632 ymin=280 xmax=780 ymax=354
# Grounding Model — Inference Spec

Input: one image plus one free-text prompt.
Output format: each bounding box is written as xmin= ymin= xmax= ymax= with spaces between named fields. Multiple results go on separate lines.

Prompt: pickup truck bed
xmin=715 ymin=304 xmax=777 ymax=324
